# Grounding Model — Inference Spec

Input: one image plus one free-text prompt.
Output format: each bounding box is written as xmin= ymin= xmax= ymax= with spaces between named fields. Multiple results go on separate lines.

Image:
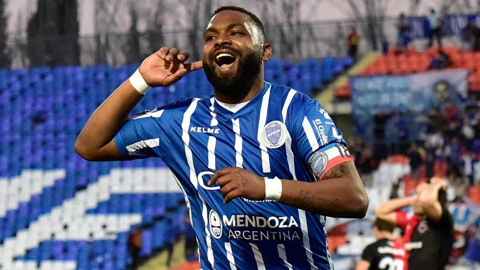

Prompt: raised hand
xmin=208 ymin=167 xmax=266 ymax=204
xmin=139 ymin=47 xmax=203 ymax=87
xmin=430 ymin=177 xmax=447 ymax=190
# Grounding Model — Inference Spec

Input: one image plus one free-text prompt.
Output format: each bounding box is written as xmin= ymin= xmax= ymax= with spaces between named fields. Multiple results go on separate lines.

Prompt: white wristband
xmin=129 ymin=69 xmax=151 ymax=95
xmin=264 ymin=177 xmax=282 ymax=201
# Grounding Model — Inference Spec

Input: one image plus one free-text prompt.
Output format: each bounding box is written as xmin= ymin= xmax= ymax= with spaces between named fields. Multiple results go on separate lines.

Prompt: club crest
xmin=261 ymin=121 xmax=287 ymax=148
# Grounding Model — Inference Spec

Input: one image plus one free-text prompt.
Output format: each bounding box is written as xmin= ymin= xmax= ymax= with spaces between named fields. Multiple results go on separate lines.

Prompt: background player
xmin=356 ymin=218 xmax=404 ymax=270
xmin=75 ymin=6 xmax=368 ymax=270
xmin=375 ymin=178 xmax=454 ymax=270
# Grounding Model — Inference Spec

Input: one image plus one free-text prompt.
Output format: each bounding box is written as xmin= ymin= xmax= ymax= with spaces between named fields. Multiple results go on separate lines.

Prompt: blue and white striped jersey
xmin=114 ymin=82 xmax=349 ymax=270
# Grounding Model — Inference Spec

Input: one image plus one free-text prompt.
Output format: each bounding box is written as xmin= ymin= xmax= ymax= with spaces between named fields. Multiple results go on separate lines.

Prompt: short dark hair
xmin=438 ymin=189 xmax=447 ymax=206
xmin=212 ymin=6 xmax=266 ymax=43
xmin=374 ymin=218 xmax=396 ymax=233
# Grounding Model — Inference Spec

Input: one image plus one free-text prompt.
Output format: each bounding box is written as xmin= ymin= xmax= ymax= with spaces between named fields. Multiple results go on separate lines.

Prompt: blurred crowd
xmin=349 ymin=98 xmax=480 ymax=197
xmin=393 ymin=9 xmax=480 ymax=52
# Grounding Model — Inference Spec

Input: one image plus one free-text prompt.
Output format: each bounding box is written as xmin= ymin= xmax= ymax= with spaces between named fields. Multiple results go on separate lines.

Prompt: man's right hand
xmin=139 ymin=47 xmax=203 ymax=87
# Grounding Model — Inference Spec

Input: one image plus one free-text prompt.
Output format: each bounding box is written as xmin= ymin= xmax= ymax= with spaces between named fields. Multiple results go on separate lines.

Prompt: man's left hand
xmin=208 ymin=167 xmax=266 ymax=203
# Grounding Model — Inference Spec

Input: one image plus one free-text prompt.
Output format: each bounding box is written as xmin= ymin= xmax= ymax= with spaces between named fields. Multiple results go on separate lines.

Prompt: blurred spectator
xmin=461 ymin=21 xmax=477 ymax=50
xmin=356 ymin=148 xmax=374 ymax=187
xmin=389 ymin=179 xmax=401 ymax=199
xmin=392 ymin=111 xmax=409 ymax=155
xmin=165 ymin=218 xmax=175 ymax=268
xmin=184 ymin=215 xmax=198 ymax=262
xmin=427 ymin=8 xmax=443 ymax=48
xmin=451 ymin=176 xmax=469 ymax=201
xmin=465 ymin=225 xmax=480 ymax=264
xmin=461 ymin=111 xmax=475 ymax=147
xmin=429 ymin=108 xmax=448 ymax=133
xmin=381 ymin=37 xmax=389 ymax=55
xmin=128 ymin=227 xmax=142 ymax=270
xmin=429 ymin=50 xmax=451 ymax=69
xmin=408 ymin=144 xmax=423 ymax=179
xmin=461 ymin=151 xmax=475 ymax=185
xmin=397 ymin=13 xmax=411 ymax=50
xmin=474 ymin=25 xmax=480 ymax=51
xmin=348 ymin=27 xmax=360 ymax=60
xmin=373 ymin=111 xmax=389 ymax=160
xmin=447 ymin=136 xmax=463 ymax=177
xmin=428 ymin=131 xmax=445 ymax=150
xmin=351 ymin=135 xmax=366 ymax=160
xmin=424 ymin=141 xmax=436 ymax=179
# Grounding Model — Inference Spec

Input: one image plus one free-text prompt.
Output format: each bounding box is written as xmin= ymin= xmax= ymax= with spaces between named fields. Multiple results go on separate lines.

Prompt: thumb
xmin=184 ymin=61 xmax=203 ymax=72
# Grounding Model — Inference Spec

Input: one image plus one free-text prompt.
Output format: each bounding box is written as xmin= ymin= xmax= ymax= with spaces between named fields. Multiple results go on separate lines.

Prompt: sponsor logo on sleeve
xmin=312 ymin=119 xmax=328 ymax=145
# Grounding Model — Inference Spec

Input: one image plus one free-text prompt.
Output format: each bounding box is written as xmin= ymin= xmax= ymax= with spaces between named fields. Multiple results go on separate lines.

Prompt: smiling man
xmin=75 ymin=6 xmax=368 ymax=270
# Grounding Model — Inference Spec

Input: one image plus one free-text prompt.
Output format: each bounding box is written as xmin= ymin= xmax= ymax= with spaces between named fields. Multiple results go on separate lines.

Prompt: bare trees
xmin=26 ymin=0 xmax=80 ymax=66
xmin=0 ymin=0 xmax=9 ymax=68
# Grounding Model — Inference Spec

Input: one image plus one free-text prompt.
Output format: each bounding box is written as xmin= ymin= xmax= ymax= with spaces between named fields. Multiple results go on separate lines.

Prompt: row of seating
xmin=0 ymin=57 xmax=350 ymax=270
xmin=15 ymin=207 xmax=187 ymax=270
xmin=335 ymin=47 xmax=480 ymax=98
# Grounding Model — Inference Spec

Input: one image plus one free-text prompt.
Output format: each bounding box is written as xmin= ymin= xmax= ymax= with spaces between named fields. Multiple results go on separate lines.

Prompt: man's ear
xmin=262 ymin=43 xmax=272 ymax=62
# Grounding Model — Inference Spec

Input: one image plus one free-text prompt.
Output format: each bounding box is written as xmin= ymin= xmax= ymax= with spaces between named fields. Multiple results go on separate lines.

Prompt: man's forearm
xmin=375 ymin=196 xmax=413 ymax=216
xmin=279 ymin=176 xmax=368 ymax=218
xmin=75 ymin=80 xmax=144 ymax=158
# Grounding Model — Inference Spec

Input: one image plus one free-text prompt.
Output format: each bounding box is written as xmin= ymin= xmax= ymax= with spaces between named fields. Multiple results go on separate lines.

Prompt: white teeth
xmin=216 ymin=53 xmax=234 ymax=60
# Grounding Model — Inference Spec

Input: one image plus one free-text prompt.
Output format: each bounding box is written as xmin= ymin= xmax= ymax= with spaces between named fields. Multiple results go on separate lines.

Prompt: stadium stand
xmin=0 ymin=56 xmax=353 ymax=270
xmin=334 ymin=46 xmax=480 ymax=98
xmin=321 ymin=46 xmax=480 ymax=268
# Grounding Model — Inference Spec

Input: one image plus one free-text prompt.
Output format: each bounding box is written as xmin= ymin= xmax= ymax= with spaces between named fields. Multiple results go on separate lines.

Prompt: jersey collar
xmin=211 ymin=81 xmax=271 ymax=117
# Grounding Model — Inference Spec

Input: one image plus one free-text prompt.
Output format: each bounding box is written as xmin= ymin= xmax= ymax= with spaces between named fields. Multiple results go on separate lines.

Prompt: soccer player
xmin=375 ymin=179 xmax=454 ymax=270
xmin=75 ymin=6 xmax=368 ymax=270
xmin=356 ymin=218 xmax=404 ymax=270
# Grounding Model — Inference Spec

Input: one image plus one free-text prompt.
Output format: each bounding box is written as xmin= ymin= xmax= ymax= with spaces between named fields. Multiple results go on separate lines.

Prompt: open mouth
xmin=214 ymin=53 xmax=237 ymax=69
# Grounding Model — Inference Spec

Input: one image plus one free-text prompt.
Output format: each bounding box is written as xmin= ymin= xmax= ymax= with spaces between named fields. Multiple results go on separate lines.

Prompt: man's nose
xmin=215 ymin=33 xmax=232 ymax=47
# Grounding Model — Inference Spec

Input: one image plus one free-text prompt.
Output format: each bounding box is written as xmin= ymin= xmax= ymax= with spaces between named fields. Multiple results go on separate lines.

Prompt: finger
xmin=216 ymin=174 xmax=234 ymax=187
xmin=220 ymin=181 xmax=237 ymax=198
xmin=168 ymin=68 xmax=188 ymax=82
xmin=224 ymin=189 xmax=242 ymax=204
xmin=166 ymin=48 xmax=180 ymax=61
xmin=156 ymin=47 xmax=170 ymax=60
xmin=184 ymin=61 xmax=203 ymax=72
xmin=209 ymin=167 xmax=235 ymax=185
xmin=177 ymin=51 xmax=190 ymax=62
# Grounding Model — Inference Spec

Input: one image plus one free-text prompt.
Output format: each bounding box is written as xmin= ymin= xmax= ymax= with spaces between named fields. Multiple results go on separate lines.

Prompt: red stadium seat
xmin=433 ymin=160 xmax=448 ymax=178
xmin=407 ymin=54 xmax=422 ymax=73
xmin=450 ymin=53 xmax=463 ymax=68
xmin=356 ymin=46 xmax=480 ymax=93
xmin=461 ymin=51 xmax=476 ymax=71
xmin=334 ymin=85 xmax=351 ymax=99
xmin=474 ymin=53 xmax=480 ymax=69
xmin=468 ymin=184 xmax=480 ymax=204
xmin=418 ymin=54 xmax=431 ymax=72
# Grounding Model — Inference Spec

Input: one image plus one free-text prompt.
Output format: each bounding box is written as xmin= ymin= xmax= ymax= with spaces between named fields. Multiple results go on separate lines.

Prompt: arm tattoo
xmin=298 ymin=189 xmax=340 ymax=211
xmin=321 ymin=162 xmax=350 ymax=181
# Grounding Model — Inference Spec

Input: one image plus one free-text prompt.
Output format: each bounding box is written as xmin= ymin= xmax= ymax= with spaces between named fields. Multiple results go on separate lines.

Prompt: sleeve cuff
xmin=113 ymin=133 xmax=129 ymax=158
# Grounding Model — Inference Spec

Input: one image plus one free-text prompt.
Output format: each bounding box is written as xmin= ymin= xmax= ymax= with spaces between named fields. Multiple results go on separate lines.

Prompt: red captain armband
xmin=307 ymin=144 xmax=354 ymax=180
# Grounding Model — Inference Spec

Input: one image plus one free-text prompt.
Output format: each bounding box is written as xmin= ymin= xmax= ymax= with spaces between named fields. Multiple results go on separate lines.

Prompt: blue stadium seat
xmin=0 ymin=59 xmax=353 ymax=269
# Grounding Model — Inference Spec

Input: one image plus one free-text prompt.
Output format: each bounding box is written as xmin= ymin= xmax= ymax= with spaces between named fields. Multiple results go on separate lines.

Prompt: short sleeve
xmin=361 ymin=243 xmax=376 ymax=262
xmin=288 ymin=93 xmax=353 ymax=179
xmin=113 ymin=109 xmax=166 ymax=159
xmin=431 ymin=205 xmax=453 ymax=231
xmin=395 ymin=211 xmax=409 ymax=230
